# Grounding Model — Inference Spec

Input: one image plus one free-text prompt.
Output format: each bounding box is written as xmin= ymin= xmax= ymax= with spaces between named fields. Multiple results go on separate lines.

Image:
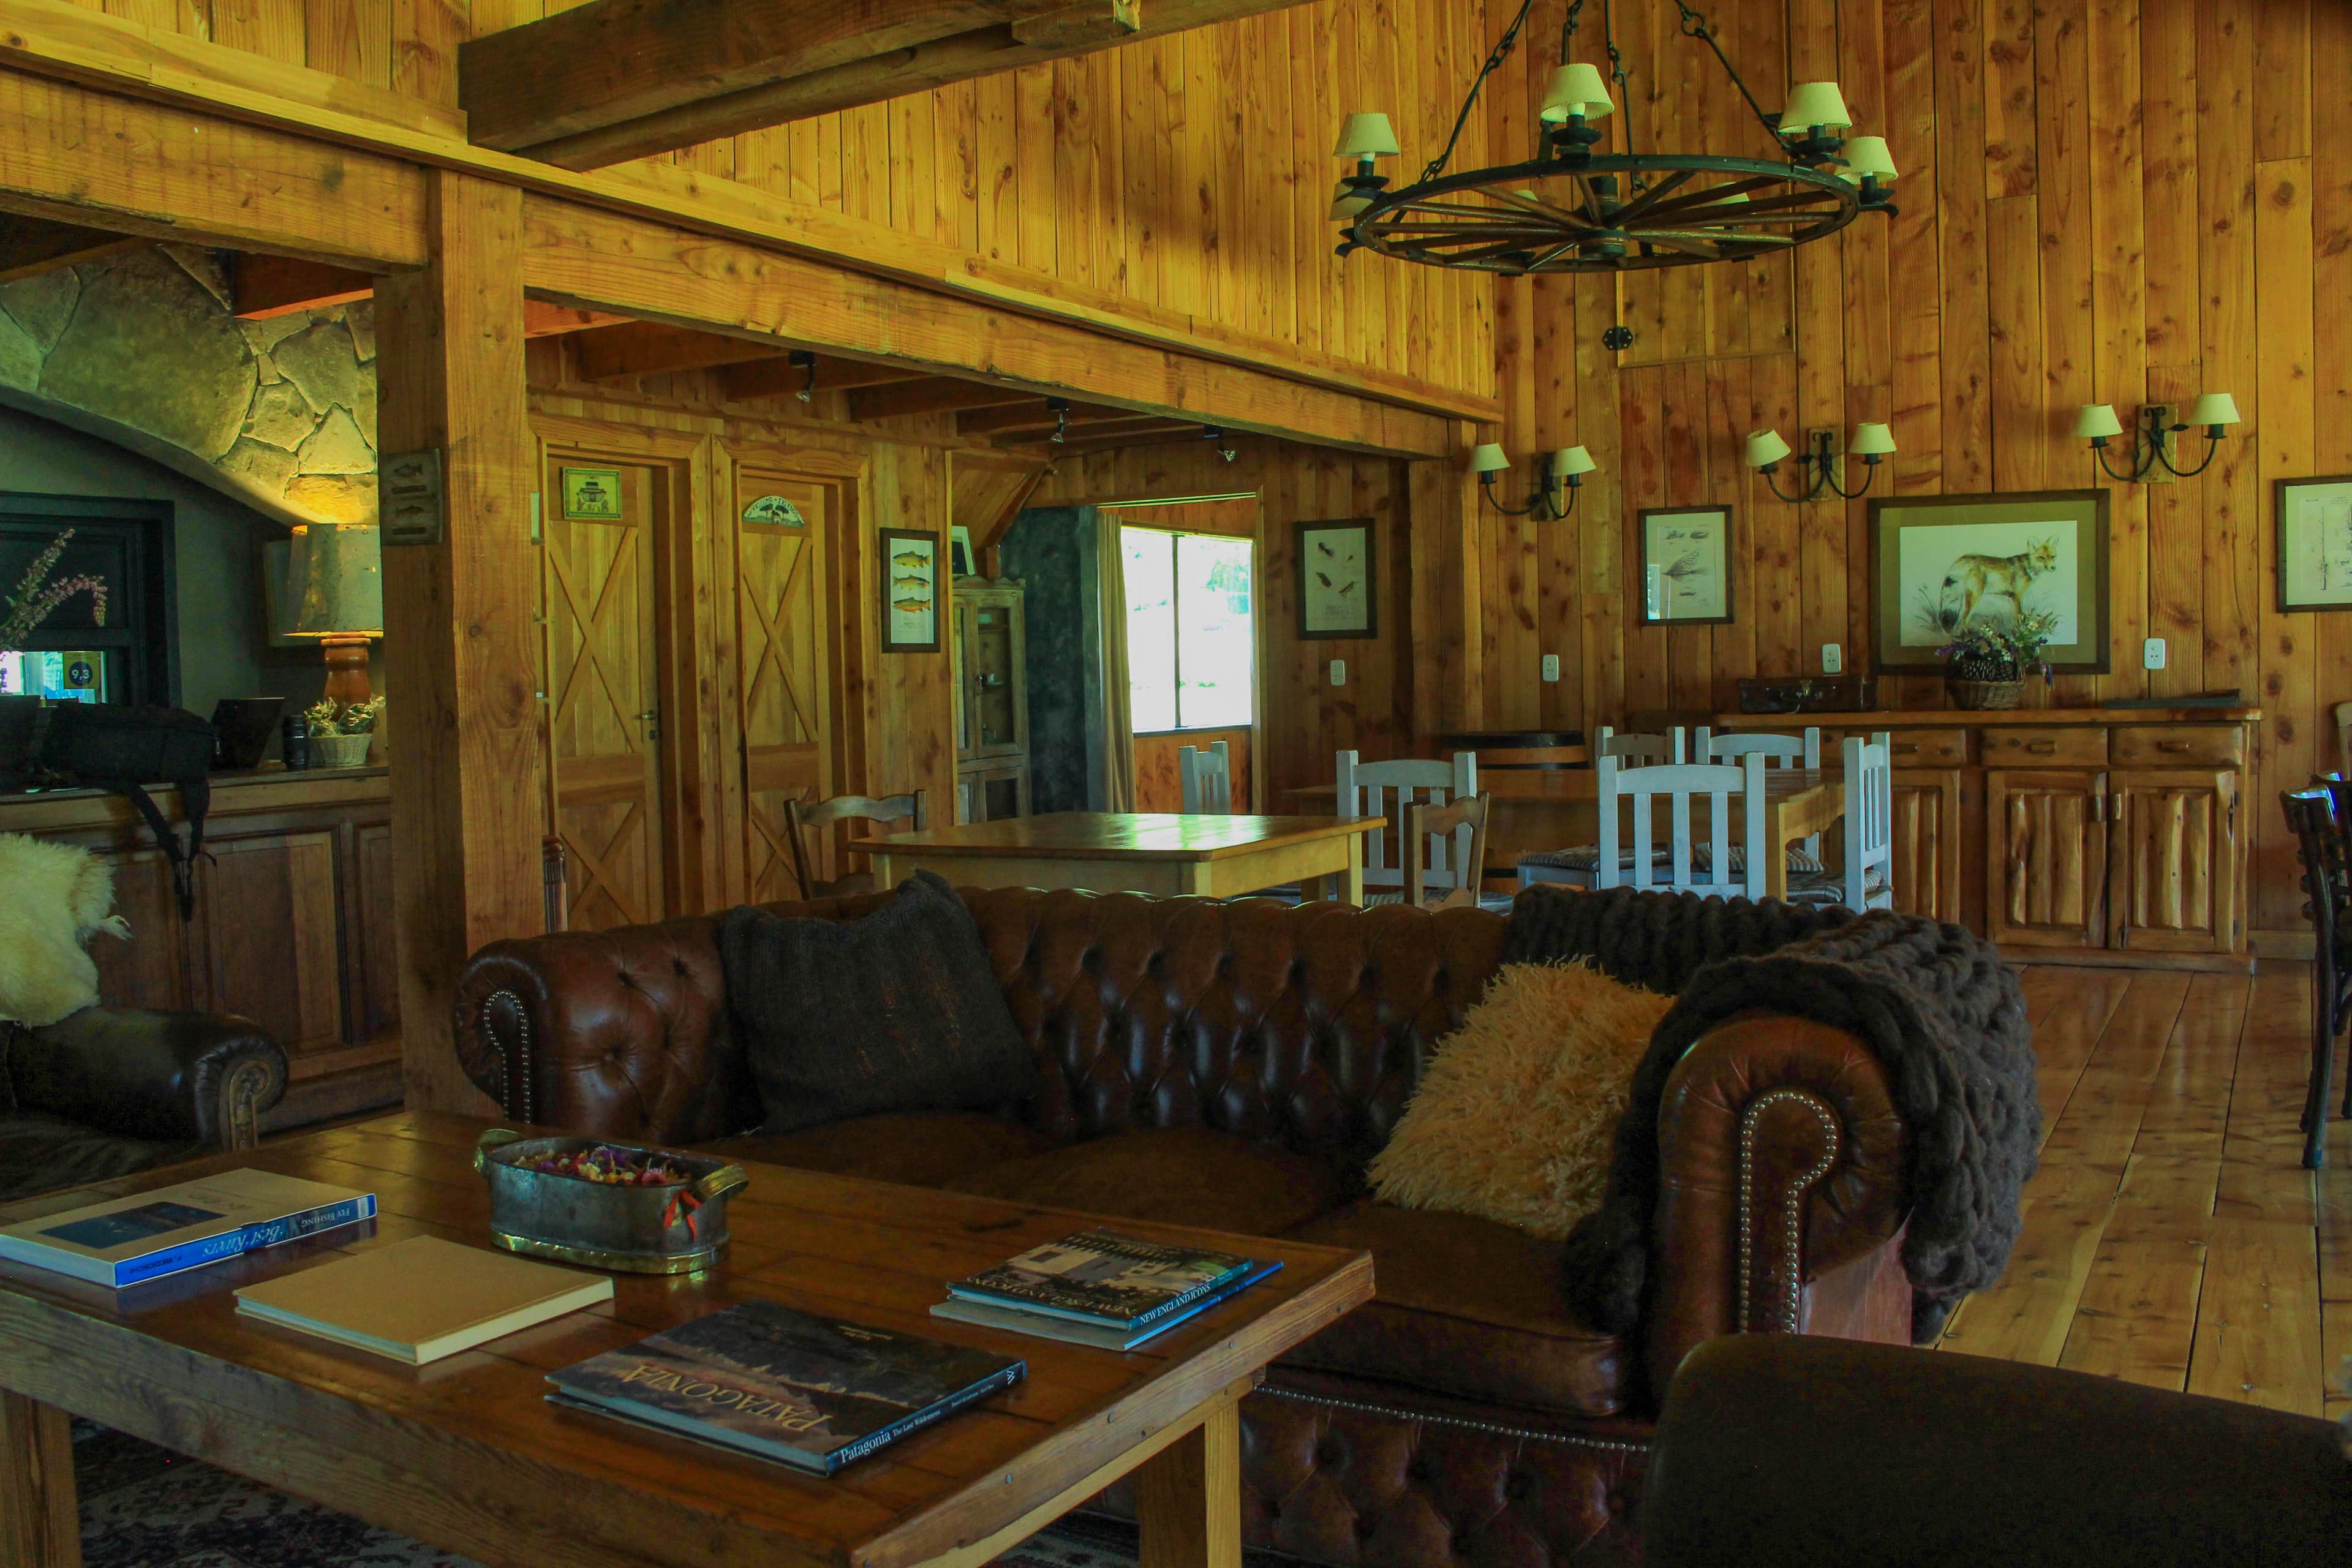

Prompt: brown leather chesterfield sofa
xmin=453 ymin=886 xmax=1913 ymax=1567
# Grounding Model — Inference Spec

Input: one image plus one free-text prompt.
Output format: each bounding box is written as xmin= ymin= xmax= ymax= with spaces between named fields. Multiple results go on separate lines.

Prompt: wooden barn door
xmin=734 ymin=468 xmax=835 ymax=902
xmin=543 ymin=453 xmax=669 ymax=929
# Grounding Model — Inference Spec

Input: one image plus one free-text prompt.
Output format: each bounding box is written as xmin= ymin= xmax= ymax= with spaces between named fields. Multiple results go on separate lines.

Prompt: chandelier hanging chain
xmin=1417 ymin=0 xmax=1539 ymax=184
xmin=1669 ymin=0 xmax=1782 ymax=143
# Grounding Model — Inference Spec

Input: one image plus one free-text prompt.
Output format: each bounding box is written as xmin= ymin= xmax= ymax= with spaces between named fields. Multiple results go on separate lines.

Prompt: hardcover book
xmin=0 ymin=1170 xmax=377 ymax=1288
xmin=947 ymin=1229 xmax=1263 ymax=1330
xmin=235 ymin=1236 xmax=614 ymax=1365
xmin=546 ymin=1299 xmax=1025 ymax=1474
xmin=932 ymin=1259 xmax=1281 ymax=1349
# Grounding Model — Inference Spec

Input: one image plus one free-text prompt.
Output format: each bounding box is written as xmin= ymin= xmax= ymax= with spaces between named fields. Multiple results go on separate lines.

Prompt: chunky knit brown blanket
xmin=1503 ymin=885 xmax=2038 ymax=1343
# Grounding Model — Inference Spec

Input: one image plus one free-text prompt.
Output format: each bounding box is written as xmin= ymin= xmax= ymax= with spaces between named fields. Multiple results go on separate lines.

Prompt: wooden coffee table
xmin=0 ymin=1113 xmax=1373 ymax=1568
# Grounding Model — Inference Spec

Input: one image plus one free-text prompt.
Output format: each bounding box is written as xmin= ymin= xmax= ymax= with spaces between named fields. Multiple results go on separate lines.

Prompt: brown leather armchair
xmin=453 ymin=886 xmax=1918 ymax=1567
xmin=0 ymin=1008 xmax=287 ymax=1203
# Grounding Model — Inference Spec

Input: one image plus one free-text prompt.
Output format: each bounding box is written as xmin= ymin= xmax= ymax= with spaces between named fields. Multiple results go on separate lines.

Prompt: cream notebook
xmin=234 ymin=1235 xmax=614 ymax=1365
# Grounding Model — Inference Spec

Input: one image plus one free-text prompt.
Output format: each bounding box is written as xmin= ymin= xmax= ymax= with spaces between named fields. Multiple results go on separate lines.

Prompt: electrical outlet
xmin=1822 ymin=643 xmax=1843 ymax=674
xmin=1329 ymin=658 xmax=1347 ymax=687
xmin=1542 ymin=654 xmax=1561 ymax=682
xmin=2144 ymin=637 xmax=2167 ymax=671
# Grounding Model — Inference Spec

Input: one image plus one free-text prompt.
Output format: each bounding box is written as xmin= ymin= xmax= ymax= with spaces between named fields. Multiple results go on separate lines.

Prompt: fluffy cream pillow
xmin=1368 ymin=960 xmax=1671 ymax=1240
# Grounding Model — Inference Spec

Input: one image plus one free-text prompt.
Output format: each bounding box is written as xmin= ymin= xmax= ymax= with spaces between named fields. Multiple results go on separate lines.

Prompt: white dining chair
xmin=1691 ymin=726 xmax=1826 ymax=876
xmin=1790 ymin=733 xmax=1896 ymax=912
xmin=1515 ymin=725 xmax=1684 ymax=888
xmin=1338 ymin=750 xmax=1479 ymax=901
xmin=1178 ymin=740 xmax=1233 ymax=813
xmin=1595 ymin=752 xmax=1767 ymax=899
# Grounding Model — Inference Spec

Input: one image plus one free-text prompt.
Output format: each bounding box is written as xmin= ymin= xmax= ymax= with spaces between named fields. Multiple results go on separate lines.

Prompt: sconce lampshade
xmin=287 ymin=524 xmax=383 ymax=638
xmin=1746 ymin=429 xmax=1793 ymax=468
xmin=1469 ymin=443 xmax=1513 ymax=474
xmin=1780 ymin=81 xmax=1852 ymax=132
xmin=1842 ymin=135 xmax=1898 ymax=181
xmin=1333 ymin=113 xmax=1401 ymax=159
xmin=1539 ymin=63 xmax=1615 ymax=123
xmin=1551 ymin=445 xmax=1598 ymax=477
xmin=2187 ymin=392 xmax=2241 ymax=427
xmin=1848 ymin=421 xmax=1897 ymax=456
xmin=2073 ymin=404 xmax=2125 ymax=439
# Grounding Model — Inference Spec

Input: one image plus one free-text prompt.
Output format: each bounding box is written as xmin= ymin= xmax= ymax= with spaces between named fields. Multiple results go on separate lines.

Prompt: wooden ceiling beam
xmin=522 ymin=301 xmax=633 ymax=337
xmin=571 ymin=322 xmax=791 ymax=381
xmin=960 ymin=402 xmax=1185 ymax=437
xmin=0 ymin=214 xmax=140 ymax=284
xmin=718 ymin=355 xmax=929 ymax=401
xmin=461 ymin=0 xmax=1307 ymax=172
xmin=848 ymin=379 xmax=1043 ymax=421
xmin=231 ymin=252 xmax=377 ymax=320
xmin=995 ymin=415 xmax=1197 ymax=447
xmin=1052 ymin=429 xmax=1241 ymax=459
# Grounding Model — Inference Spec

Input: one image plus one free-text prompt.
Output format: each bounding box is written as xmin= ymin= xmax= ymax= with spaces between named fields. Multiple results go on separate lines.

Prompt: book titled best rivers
xmin=0 ymin=1169 xmax=377 ymax=1287
xmin=548 ymin=1299 xmax=1025 ymax=1474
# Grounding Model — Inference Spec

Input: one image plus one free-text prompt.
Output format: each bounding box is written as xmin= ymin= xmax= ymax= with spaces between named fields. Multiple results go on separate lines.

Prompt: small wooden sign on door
xmin=560 ymin=467 xmax=624 ymax=521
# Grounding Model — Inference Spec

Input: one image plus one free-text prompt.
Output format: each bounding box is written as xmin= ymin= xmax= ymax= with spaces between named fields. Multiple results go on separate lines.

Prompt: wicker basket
xmin=1948 ymin=677 xmax=2024 ymax=710
xmin=311 ymin=732 xmax=373 ymax=767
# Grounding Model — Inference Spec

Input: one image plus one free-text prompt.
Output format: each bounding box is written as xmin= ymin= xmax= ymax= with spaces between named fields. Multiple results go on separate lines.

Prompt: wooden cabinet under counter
xmin=0 ymin=767 xmax=401 ymax=1084
xmin=1712 ymin=708 xmax=2260 ymax=970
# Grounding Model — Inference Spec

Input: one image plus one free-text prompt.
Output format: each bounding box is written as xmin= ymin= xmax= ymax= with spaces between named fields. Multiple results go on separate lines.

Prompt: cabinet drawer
xmin=1981 ymin=726 xmax=2108 ymax=766
xmin=1833 ymin=727 xmax=1968 ymax=767
xmin=2111 ymin=725 xmax=2244 ymax=767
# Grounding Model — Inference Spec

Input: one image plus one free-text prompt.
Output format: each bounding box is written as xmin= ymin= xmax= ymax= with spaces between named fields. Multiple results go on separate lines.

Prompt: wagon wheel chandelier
xmin=1330 ymin=0 xmax=1897 ymax=280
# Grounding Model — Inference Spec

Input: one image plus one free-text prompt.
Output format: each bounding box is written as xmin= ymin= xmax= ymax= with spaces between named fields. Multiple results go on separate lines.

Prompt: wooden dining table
xmin=1287 ymin=769 xmax=1849 ymax=900
xmin=852 ymin=812 xmax=1384 ymax=903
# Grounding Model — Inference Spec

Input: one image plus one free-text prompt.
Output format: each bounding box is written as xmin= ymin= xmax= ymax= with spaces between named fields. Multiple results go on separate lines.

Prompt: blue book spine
xmin=823 ymin=1362 xmax=1028 ymax=1472
xmin=109 ymin=1194 xmax=379 ymax=1287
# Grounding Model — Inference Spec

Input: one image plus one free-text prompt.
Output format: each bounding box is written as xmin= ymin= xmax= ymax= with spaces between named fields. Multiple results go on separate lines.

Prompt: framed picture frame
xmin=1294 ymin=518 xmax=1376 ymax=639
xmin=2275 ymin=475 xmax=2352 ymax=612
xmin=878 ymin=527 xmax=942 ymax=653
xmin=1637 ymin=506 xmax=1735 ymax=625
xmin=1866 ymin=489 xmax=2112 ymax=674
xmin=559 ymin=466 xmax=623 ymax=521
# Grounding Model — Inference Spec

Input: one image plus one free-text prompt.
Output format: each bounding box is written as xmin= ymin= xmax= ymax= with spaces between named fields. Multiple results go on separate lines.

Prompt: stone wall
xmin=0 ymin=246 xmax=376 ymax=529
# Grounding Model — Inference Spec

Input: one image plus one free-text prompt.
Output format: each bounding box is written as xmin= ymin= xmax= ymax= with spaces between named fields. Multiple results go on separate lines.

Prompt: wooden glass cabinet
xmin=951 ymin=578 xmax=1031 ymax=824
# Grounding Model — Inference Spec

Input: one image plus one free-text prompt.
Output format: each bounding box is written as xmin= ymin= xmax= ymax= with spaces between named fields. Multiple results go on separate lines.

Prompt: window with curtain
xmin=1121 ymin=527 xmax=1253 ymax=732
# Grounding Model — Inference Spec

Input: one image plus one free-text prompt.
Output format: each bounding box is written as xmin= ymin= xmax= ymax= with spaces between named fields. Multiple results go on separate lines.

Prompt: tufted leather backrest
xmin=453 ymin=886 xmax=1507 ymax=1186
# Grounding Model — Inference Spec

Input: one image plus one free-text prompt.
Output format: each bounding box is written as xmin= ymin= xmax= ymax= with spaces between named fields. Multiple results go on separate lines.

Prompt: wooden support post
xmin=1132 ymin=1403 xmax=1242 ymax=1568
xmin=0 ymin=1389 xmax=80 ymax=1568
xmin=375 ymin=171 xmax=545 ymax=1114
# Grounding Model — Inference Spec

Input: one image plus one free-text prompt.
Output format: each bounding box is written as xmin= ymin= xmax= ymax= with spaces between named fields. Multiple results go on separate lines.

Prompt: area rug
xmin=71 ymin=1422 xmax=1275 ymax=1568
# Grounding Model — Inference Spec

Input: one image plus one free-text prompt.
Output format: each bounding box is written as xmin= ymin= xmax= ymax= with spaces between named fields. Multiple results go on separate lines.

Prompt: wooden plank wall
xmin=1033 ymin=440 xmax=1415 ymax=805
xmin=88 ymin=0 xmax=1501 ymax=399
xmin=1456 ymin=0 xmax=2337 ymax=938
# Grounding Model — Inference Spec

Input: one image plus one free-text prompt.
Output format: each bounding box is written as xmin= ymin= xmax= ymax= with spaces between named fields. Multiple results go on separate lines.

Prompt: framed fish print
xmin=1866 ymin=489 xmax=2111 ymax=674
xmin=879 ymin=527 xmax=941 ymax=653
xmin=1295 ymin=519 xmax=1376 ymax=639
xmin=2275 ymin=475 xmax=2352 ymax=612
xmin=1637 ymin=506 xmax=1734 ymax=625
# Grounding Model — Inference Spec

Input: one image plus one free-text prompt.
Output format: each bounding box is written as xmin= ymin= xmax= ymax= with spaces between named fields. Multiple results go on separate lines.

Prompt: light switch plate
xmin=1822 ymin=643 xmax=1843 ymax=674
xmin=2143 ymin=637 xmax=2166 ymax=671
xmin=1542 ymin=654 xmax=1561 ymax=682
xmin=1329 ymin=658 xmax=1346 ymax=687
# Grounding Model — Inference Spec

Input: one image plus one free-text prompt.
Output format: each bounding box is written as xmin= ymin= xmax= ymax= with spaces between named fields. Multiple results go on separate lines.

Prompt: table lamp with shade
xmin=284 ymin=523 xmax=383 ymax=707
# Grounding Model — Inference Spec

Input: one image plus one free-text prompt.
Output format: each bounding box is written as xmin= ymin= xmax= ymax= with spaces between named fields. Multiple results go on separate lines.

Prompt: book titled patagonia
xmin=0 ymin=1169 xmax=377 ymax=1288
xmin=546 ymin=1299 xmax=1025 ymax=1474
xmin=947 ymin=1229 xmax=1269 ymax=1331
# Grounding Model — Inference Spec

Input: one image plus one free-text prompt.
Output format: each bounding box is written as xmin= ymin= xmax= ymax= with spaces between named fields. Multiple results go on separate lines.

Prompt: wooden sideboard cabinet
xmin=0 ymin=767 xmax=402 ymax=1084
xmin=1715 ymin=709 xmax=2259 ymax=968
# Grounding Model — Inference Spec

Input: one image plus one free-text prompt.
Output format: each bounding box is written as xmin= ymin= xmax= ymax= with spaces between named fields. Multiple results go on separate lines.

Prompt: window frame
xmin=1120 ymin=523 xmax=1255 ymax=735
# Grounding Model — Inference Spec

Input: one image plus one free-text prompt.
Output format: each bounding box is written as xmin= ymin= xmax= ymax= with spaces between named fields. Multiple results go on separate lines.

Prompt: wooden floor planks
xmin=1937 ymin=963 xmax=2344 ymax=1417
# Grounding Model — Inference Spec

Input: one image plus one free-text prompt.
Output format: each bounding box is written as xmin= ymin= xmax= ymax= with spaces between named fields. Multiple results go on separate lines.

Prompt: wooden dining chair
xmin=1789 ymin=734 xmax=1896 ymax=913
xmin=783 ymin=790 xmax=928 ymax=900
xmin=1178 ymin=740 xmax=1233 ymax=813
xmin=1691 ymin=725 xmax=1826 ymax=876
xmin=1397 ymin=793 xmax=1506 ymax=910
xmin=1514 ymin=725 xmax=1685 ymax=888
xmin=2282 ymin=785 xmax=2351 ymax=1169
xmin=1595 ymin=752 xmax=1767 ymax=899
xmin=1337 ymin=750 xmax=1479 ymax=900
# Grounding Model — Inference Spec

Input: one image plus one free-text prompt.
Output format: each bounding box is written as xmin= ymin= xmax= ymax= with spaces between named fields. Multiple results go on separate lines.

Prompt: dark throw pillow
xmin=718 ymin=872 xmax=1040 ymax=1136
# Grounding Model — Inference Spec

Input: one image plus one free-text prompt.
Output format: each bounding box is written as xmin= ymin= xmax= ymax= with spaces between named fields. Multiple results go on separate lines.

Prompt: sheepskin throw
xmin=1369 ymin=962 xmax=1673 ymax=1240
xmin=0 ymin=832 xmax=129 ymax=1026
xmin=1506 ymin=884 xmax=2038 ymax=1343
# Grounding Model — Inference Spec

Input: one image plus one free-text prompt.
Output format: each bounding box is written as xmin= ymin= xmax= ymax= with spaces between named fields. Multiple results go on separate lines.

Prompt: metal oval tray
xmin=473 ymin=1130 xmax=748 ymax=1275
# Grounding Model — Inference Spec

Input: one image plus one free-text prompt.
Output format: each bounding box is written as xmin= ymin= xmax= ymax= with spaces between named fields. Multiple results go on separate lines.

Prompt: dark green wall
xmin=998 ymin=505 xmax=1105 ymax=813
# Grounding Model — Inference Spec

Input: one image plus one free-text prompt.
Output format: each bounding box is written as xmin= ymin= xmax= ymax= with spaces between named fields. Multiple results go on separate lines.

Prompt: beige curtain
xmin=1096 ymin=508 xmax=1137 ymax=811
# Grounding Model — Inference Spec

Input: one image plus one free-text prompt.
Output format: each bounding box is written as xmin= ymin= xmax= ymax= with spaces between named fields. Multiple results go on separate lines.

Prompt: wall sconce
xmin=1470 ymin=443 xmax=1597 ymax=519
xmin=2074 ymin=394 xmax=2240 ymax=481
xmin=1747 ymin=423 xmax=1895 ymax=502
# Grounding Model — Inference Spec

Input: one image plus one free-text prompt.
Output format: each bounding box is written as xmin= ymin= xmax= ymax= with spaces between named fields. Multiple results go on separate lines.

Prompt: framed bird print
xmin=1637 ymin=506 xmax=1734 ymax=625
xmin=1295 ymin=519 xmax=1377 ymax=638
xmin=878 ymin=527 xmax=941 ymax=652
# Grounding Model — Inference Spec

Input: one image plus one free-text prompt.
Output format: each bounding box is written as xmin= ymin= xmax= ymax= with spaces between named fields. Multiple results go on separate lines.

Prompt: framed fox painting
xmin=1866 ymin=490 xmax=2112 ymax=674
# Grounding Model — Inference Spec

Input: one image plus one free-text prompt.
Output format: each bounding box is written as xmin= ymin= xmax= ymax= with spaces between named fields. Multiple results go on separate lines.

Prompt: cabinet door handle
xmin=2026 ymin=740 xmax=2057 ymax=755
xmin=2157 ymin=740 xmax=2193 ymax=753
xmin=1893 ymin=744 xmax=1919 ymax=755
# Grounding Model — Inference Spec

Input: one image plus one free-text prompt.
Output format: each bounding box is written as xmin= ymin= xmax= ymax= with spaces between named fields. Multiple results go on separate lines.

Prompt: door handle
xmin=2026 ymin=740 xmax=2057 ymax=755
xmin=637 ymin=708 xmax=660 ymax=739
xmin=2157 ymin=739 xmax=2193 ymax=753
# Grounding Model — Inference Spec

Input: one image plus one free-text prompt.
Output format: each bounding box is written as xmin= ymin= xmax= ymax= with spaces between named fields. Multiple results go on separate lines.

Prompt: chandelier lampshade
xmin=1779 ymin=81 xmax=1853 ymax=132
xmin=1539 ymin=63 xmax=1615 ymax=123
